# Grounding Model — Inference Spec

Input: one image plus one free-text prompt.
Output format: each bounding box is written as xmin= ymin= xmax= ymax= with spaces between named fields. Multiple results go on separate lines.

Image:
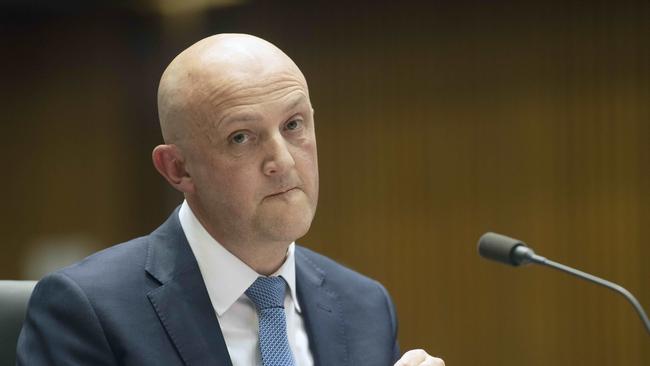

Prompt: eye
xmin=230 ymin=131 xmax=250 ymax=144
xmin=285 ymin=119 xmax=302 ymax=131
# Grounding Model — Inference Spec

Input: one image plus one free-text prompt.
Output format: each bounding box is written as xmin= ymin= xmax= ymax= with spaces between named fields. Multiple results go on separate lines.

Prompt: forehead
xmin=212 ymin=70 xmax=306 ymax=103
xmin=196 ymin=70 xmax=311 ymax=126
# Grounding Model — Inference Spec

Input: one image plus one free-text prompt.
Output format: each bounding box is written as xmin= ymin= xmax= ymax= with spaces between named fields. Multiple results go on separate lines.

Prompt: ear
xmin=152 ymin=144 xmax=195 ymax=194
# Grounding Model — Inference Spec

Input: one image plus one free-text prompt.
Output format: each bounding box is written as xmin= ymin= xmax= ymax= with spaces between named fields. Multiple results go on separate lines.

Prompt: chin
xmin=259 ymin=209 xmax=315 ymax=243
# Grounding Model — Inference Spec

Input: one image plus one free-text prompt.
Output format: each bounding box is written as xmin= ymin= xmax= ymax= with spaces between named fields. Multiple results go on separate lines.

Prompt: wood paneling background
xmin=2 ymin=1 xmax=648 ymax=364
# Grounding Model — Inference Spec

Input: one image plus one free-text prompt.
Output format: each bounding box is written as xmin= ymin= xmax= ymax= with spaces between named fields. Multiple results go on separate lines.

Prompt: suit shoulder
xmin=295 ymin=245 xmax=384 ymax=290
xmin=50 ymin=236 xmax=150 ymax=290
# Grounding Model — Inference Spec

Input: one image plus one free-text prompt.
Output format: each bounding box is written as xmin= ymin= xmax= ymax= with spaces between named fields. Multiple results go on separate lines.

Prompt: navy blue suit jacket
xmin=17 ymin=209 xmax=400 ymax=365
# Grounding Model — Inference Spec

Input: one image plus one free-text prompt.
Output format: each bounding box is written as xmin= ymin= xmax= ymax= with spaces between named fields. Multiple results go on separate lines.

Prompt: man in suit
xmin=17 ymin=34 xmax=444 ymax=366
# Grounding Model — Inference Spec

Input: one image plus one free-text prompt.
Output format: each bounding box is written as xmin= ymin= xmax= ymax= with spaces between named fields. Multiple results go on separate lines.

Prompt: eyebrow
xmin=219 ymin=94 xmax=309 ymax=127
xmin=221 ymin=112 xmax=262 ymax=125
xmin=283 ymin=94 xmax=309 ymax=113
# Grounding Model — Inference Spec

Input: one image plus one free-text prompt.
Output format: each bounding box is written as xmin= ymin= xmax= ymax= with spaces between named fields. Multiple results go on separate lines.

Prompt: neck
xmin=226 ymin=242 xmax=290 ymax=276
xmin=187 ymin=199 xmax=291 ymax=276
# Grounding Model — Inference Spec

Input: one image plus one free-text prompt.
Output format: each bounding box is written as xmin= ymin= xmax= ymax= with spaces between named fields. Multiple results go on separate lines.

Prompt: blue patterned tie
xmin=245 ymin=276 xmax=296 ymax=366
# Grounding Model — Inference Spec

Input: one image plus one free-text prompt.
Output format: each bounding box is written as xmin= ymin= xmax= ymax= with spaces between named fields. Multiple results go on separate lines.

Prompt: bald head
xmin=157 ymin=34 xmax=308 ymax=148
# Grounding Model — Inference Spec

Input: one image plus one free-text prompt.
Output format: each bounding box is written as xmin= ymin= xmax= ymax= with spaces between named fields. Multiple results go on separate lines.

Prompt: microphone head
xmin=478 ymin=232 xmax=529 ymax=266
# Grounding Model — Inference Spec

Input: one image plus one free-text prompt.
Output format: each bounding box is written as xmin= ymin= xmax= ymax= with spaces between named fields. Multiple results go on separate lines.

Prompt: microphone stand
xmin=515 ymin=246 xmax=650 ymax=336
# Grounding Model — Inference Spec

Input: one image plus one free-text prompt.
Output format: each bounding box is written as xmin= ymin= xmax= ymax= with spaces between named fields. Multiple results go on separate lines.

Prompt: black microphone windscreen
xmin=478 ymin=232 xmax=527 ymax=266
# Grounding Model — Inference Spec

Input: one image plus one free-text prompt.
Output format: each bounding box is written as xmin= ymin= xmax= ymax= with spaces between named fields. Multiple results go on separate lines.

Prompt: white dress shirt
xmin=179 ymin=201 xmax=314 ymax=366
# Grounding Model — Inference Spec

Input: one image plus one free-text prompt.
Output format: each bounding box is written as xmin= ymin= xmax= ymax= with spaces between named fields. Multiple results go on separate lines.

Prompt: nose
xmin=262 ymin=133 xmax=295 ymax=176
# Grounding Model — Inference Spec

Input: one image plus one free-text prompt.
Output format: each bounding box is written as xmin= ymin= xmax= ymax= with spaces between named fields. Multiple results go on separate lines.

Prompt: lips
xmin=266 ymin=187 xmax=299 ymax=199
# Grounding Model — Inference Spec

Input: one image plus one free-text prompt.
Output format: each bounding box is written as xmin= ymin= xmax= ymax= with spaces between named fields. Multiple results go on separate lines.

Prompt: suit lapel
xmin=145 ymin=209 xmax=232 ymax=366
xmin=296 ymin=248 xmax=349 ymax=366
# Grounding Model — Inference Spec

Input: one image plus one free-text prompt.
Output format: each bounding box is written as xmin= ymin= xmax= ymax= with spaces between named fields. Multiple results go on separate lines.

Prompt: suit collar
xmin=145 ymin=207 xmax=232 ymax=366
xmin=177 ymin=200 xmax=302 ymax=315
xmin=145 ymin=207 xmax=196 ymax=284
xmin=296 ymin=247 xmax=349 ymax=366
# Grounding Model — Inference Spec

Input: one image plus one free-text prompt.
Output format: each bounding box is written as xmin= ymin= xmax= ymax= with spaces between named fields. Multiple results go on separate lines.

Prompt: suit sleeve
xmin=376 ymin=280 xmax=401 ymax=363
xmin=16 ymin=272 xmax=118 ymax=366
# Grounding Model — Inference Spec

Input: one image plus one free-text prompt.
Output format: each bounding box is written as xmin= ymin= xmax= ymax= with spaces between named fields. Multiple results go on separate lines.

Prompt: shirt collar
xmin=179 ymin=200 xmax=301 ymax=316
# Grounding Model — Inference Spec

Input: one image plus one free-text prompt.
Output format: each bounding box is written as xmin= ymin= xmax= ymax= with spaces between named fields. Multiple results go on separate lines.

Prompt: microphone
xmin=478 ymin=232 xmax=650 ymax=336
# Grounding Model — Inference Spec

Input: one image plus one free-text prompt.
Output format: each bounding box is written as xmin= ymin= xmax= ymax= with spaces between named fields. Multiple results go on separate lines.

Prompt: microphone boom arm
xmin=514 ymin=244 xmax=650 ymax=335
xmin=538 ymin=256 xmax=650 ymax=336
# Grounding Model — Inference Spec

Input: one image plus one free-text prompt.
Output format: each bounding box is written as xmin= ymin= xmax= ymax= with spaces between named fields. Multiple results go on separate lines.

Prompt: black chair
xmin=0 ymin=281 xmax=36 ymax=366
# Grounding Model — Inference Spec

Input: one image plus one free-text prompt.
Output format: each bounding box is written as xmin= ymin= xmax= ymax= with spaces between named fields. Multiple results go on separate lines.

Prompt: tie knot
xmin=245 ymin=276 xmax=286 ymax=310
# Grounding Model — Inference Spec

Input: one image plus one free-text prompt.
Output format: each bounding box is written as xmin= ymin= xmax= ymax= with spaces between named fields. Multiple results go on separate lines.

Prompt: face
xmin=183 ymin=70 xmax=319 ymax=248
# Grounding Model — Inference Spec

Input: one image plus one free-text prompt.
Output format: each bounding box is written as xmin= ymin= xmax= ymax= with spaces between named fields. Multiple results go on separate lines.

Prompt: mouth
xmin=265 ymin=187 xmax=299 ymax=199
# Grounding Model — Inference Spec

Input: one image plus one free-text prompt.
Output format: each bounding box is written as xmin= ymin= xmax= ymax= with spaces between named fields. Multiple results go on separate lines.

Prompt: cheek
xmin=306 ymin=141 xmax=319 ymax=175
xmin=194 ymin=159 xmax=257 ymax=202
xmin=294 ymin=144 xmax=319 ymax=188
xmin=217 ymin=168 xmax=259 ymax=197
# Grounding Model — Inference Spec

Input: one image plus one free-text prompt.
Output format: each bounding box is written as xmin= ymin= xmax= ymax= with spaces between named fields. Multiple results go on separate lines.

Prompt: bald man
xmin=17 ymin=34 xmax=444 ymax=366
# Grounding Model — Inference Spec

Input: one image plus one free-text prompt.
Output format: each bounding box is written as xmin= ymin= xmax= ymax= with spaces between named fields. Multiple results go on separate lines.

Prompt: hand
xmin=394 ymin=349 xmax=445 ymax=366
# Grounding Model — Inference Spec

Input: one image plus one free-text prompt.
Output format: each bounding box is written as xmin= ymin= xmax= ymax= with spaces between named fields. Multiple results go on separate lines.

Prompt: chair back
xmin=0 ymin=280 xmax=37 ymax=366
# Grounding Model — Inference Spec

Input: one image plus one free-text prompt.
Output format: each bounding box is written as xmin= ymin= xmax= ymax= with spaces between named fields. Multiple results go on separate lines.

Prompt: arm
xmin=376 ymin=280 xmax=401 ymax=362
xmin=16 ymin=272 xmax=118 ymax=366
xmin=376 ymin=282 xmax=445 ymax=366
